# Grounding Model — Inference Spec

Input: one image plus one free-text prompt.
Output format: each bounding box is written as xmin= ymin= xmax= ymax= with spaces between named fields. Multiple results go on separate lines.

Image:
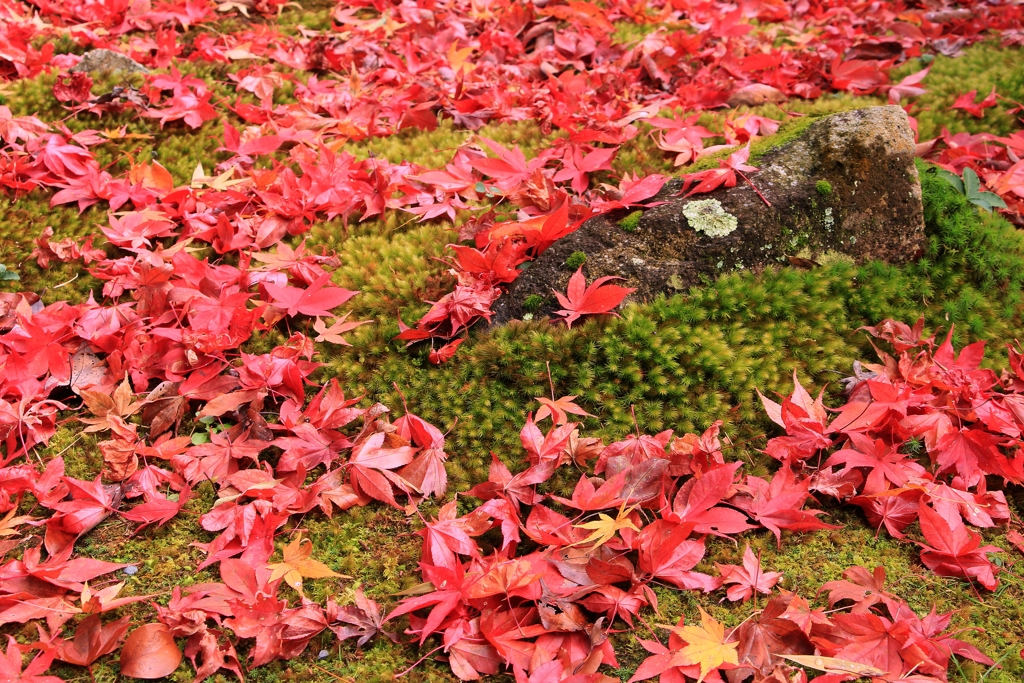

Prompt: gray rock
xmin=70 ymin=49 xmax=149 ymax=75
xmin=493 ymin=105 xmax=925 ymax=324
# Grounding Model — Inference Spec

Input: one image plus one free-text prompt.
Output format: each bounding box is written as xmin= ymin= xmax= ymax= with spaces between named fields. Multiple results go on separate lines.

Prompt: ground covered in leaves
xmin=3 ymin=0 xmax=1024 ymax=682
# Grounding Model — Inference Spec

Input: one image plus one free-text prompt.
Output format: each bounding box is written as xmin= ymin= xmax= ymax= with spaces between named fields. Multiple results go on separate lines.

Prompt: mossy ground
xmin=2 ymin=7 xmax=1024 ymax=682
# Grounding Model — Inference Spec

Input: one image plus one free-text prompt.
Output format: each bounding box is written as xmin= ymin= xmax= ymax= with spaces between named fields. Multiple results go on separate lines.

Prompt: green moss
xmin=564 ymin=250 xmax=587 ymax=269
xmin=522 ymin=293 xmax=545 ymax=313
xmin=816 ymin=179 xmax=833 ymax=196
xmin=619 ymin=209 xmax=643 ymax=231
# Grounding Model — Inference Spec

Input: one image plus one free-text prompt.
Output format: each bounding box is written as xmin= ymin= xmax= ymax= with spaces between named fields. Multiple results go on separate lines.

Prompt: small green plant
xmin=0 ymin=264 xmax=18 ymax=281
xmin=564 ymin=251 xmax=587 ymax=269
xmin=191 ymin=415 xmax=229 ymax=445
xmin=938 ymin=167 xmax=1007 ymax=212
xmin=815 ymin=179 xmax=833 ymax=196
xmin=522 ymin=294 xmax=545 ymax=312
xmin=618 ymin=210 xmax=643 ymax=232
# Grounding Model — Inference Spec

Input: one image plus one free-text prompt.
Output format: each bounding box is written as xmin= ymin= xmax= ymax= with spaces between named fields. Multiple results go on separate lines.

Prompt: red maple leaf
xmin=669 ymin=462 xmax=754 ymax=536
xmin=0 ymin=636 xmax=63 ymax=683
xmin=593 ymin=172 xmax=668 ymax=212
xmin=887 ymin=66 xmax=930 ymax=104
xmin=758 ymin=372 xmax=833 ymax=463
xmin=552 ymin=267 xmax=636 ymax=328
xmin=821 ymin=565 xmax=902 ymax=615
xmin=829 ymin=57 xmax=891 ymax=94
xmin=468 ymin=136 xmax=543 ymax=192
xmin=346 ymin=430 xmax=417 ymax=508
xmin=428 ymin=338 xmax=464 ymax=365
xmin=952 ymin=87 xmax=999 ymax=118
xmin=681 ymin=143 xmax=760 ymax=196
xmin=264 ymin=273 xmax=358 ymax=318
xmin=729 ymin=467 xmax=836 ymax=544
xmin=313 ymin=315 xmax=371 ymax=346
xmin=534 ymin=394 xmax=593 ymax=425
xmin=49 ymin=614 xmax=131 ymax=667
xmin=824 ymin=433 xmax=927 ymax=495
xmin=448 ymin=239 xmax=522 ymax=285
xmin=553 ymin=145 xmax=618 ymax=194
xmin=917 ymin=504 xmax=1002 ymax=590
xmin=549 ymin=471 xmax=626 ymax=511
xmin=714 ymin=545 xmax=782 ymax=602
xmin=53 ymin=72 xmax=93 ymax=104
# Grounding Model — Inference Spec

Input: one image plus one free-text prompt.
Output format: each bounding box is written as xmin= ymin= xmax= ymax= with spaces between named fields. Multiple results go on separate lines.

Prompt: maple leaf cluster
xmin=0 ymin=0 xmax=1020 ymax=361
xmin=10 ymin=0 xmax=1010 ymax=361
xmin=759 ymin=319 xmax=1023 ymax=590
xmin=0 ymin=0 xmax=1021 ymax=679
xmin=633 ymin=575 xmax=994 ymax=683
xmin=384 ymin=401 xmax=1000 ymax=682
xmin=0 ymin=115 xmax=459 ymax=682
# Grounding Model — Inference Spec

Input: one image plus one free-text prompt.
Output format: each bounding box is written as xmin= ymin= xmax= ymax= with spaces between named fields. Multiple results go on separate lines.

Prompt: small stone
xmin=318 ymin=650 xmax=330 ymax=659
xmin=70 ymin=50 xmax=149 ymax=75
xmin=124 ymin=565 xmax=138 ymax=575
xmin=727 ymin=84 xmax=787 ymax=108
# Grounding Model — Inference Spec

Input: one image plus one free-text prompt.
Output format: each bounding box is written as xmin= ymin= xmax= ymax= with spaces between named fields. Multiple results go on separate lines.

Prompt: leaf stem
xmin=736 ymin=170 xmax=771 ymax=207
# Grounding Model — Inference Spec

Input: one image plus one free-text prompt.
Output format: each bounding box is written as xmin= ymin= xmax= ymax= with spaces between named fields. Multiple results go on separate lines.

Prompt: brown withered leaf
xmin=100 ymin=435 xmax=139 ymax=482
xmin=786 ymin=256 xmax=820 ymax=270
xmin=326 ymin=588 xmax=395 ymax=647
xmin=53 ymin=614 xmax=131 ymax=667
xmin=69 ymin=344 xmax=110 ymax=395
xmin=140 ymin=381 xmax=187 ymax=436
xmin=81 ymin=375 xmax=140 ymax=433
xmin=0 ymin=507 xmax=35 ymax=539
xmin=538 ymin=599 xmax=588 ymax=632
xmin=728 ymin=593 xmax=812 ymax=678
xmin=564 ymin=429 xmax=604 ymax=467
xmin=239 ymin=404 xmax=274 ymax=441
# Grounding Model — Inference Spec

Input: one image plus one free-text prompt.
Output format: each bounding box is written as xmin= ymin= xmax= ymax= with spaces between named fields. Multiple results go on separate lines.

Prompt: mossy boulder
xmin=70 ymin=49 xmax=149 ymax=74
xmin=493 ymin=105 xmax=926 ymax=323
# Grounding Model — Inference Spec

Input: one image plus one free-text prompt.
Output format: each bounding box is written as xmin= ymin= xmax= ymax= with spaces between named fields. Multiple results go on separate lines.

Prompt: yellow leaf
xmin=671 ymin=608 xmax=739 ymax=683
xmin=225 ymin=42 xmax=260 ymax=60
xmin=128 ymin=161 xmax=174 ymax=193
xmin=266 ymin=535 xmax=347 ymax=594
xmin=446 ymin=43 xmax=475 ymax=74
xmin=101 ymin=127 xmax=152 ymax=141
xmin=571 ymin=505 xmax=640 ymax=550
xmin=0 ymin=507 xmax=34 ymax=538
xmin=190 ymin=167 xmax=251 ymax=191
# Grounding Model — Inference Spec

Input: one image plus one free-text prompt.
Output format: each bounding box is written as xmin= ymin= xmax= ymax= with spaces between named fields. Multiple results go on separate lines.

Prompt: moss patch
xmin=618 ymin=209 xmax=644 ymax=231
xmin=564 ymin=250 xmax=587 ymax=269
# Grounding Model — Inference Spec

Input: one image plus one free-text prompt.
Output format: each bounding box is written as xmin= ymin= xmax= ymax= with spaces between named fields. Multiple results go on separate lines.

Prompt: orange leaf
xmin=120 ymin=623 xmax=183 ymax=679
xmin=267 ymin=535 xmax=347 ymax=594
xmin=666 ymin=608 xmax=739 ymax=683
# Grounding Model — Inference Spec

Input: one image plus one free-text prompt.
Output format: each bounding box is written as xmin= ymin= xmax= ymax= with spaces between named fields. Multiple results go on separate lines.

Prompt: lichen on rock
xmin=682 ymin=199 xmax=738 ymax=238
